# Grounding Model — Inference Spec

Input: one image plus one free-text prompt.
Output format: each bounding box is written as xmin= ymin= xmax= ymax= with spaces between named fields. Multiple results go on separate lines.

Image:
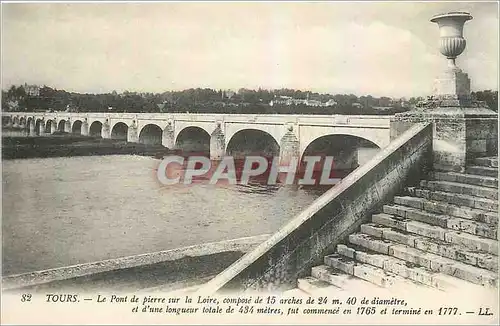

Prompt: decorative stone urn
xmin=431 ymin=12 xmax=472 ymax=68
xmin=430 ymin=12 xmax=473 ymax=107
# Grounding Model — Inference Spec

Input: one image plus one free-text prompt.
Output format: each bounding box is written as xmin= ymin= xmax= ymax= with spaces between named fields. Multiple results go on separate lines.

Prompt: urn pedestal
xmin=433 ymin=67 xmax=471 ymax=107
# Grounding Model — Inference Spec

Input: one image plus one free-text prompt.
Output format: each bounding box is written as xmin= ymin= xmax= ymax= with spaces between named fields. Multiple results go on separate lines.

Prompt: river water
xmin=2 ymin=155 xmax=328 ymax=275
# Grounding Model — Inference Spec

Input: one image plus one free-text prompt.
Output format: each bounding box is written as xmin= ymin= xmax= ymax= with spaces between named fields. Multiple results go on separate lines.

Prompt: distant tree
xmin=472 ymin=90 xmax=498 ymax=112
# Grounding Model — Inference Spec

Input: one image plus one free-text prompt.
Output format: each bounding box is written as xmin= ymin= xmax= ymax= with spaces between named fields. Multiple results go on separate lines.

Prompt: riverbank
xmin=2 ymin=234 xmax=269 ymax=293
xmin=1 ymin=133 xmax=174 ymax=159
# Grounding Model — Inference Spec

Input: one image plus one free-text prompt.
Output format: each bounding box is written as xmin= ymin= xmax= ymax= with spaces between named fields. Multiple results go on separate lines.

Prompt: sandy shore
xmin=1 ymin=133 xmax=173 ymax=159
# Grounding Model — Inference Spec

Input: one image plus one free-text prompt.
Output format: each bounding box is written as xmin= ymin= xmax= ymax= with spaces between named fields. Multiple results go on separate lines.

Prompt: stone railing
xmin=1 ymin=112 xmax=392 ymax=129
xmin=195 ymin=122 xmax=433 ymax=294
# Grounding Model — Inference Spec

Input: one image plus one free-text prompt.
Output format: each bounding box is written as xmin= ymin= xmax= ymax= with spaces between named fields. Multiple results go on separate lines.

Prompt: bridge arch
xmin=72 ymin=120 xmax=83 ymax=134
xmin=139 ymin=124 xmax=163 ymax=145
xmin=226 ymin=129 xmax=280 ymax=159
xmin=175 ymin=126 xmax=211 ymax=154
xmin=301 ymin=134 xmax=381 ymax=174
xmin=45 ymin=119 xmax=55 ymax=134
xmin=89 ymin=121 xmax=103 ymax=137
xmin=300 ymin=128 xmax=387 ymax=156
xmin=111 ymin=122 xmax=128 ymax=140
xmin=26 ymin=117 xmax=34 ymax=134
xmin=35 ymin=119 xmax=44 ymax=135
xmin=57 ymin=119 xmax=67 ymax=132
xmin=2 ymin=116 xmax=11 ymax=126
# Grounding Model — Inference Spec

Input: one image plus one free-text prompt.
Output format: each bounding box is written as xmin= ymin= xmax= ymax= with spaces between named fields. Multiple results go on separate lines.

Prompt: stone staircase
xmin=285 ymin=156 xmax=498 ymax=296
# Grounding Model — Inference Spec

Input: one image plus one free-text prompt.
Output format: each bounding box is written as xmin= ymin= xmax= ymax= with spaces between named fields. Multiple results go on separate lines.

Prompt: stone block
xmin=405 ymin=208 xmax=449 ymax=228
xmin=349 ymin=234 xmax=391 ymax=255
xmin=479 ymin=211 xmax=497 ymax=226
xmin=406 ymin=221 xmax=446 ymax=240
xmin=454 ymin=249 xmax=480 ymax=267
xmin=424 ymin=180 xmax=498 ymax=200
xmin=438 ymin=263 xmax=483 ymax=286
xmin=371 ymin=213 xmax=408 ymax=231
xmin=414 ymin=188 xmax=431 ymax=199
xmin=353 ymin=264 xmax=396 ymax=288
xmin=451 ymin=172 xmax=498 ymax=188
xmin=336 ymin=244 xmax=355 ymax=259
xmin=428 ymin=254 xmax=456 ymax=273
xmin=476 ymin=254 xmax=498 ymax=272
xmin=466 ymin=166 xmax=498 ymax=178
xmin=475 ymin=224 xmax=497 ymax=239
xmin=382 ymin=257 xmax=411 ymax=279
xmin=382 ymin=229 xmax=418 ymax=247
xmin=354 ymin=250 xmax=388 ymax=268
xmin=406 ymin=266 xmax=435 ymax=287
xmin=393 ymin=196 xmax=425 ymax=210
xmin=311 ymin=265 xmax=350 ymax=289
xmin=414 ymin=238 xmax=457 ymax=261
xmin=433 ymin=69 xmax=470 ymax=101
xmin=360 ymin=224 xmax=390 ymax=238
xmin=422 ymin=200 xmax=464 ymax=219
xmin=446 ymin=217 xmax=477 ymax=235
xmin=466 ymin=139 xmax=487 ymax=153
xmin=389 ymin=244 xmax=432 ymax=269
xmin=474 ymin=157 xmax=498 ymax=168
xmin=444 ymin=231 xmax=498 ymax=255
xmin=421 ymin=189 xmax=497 ymax=212
xmin=383 ymin=205 xmax=407 ymax=218
xmin=324 ymin=255 xmax=355 ymax=275
xmin=423 ymin=201 xmax=496 ymax=225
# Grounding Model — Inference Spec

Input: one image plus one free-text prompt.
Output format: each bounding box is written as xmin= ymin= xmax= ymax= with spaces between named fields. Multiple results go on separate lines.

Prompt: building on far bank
xmin=22 ymin=83 xmax=40 ymax=97
xmin=269 ymin=95 xmax=338 ymax=107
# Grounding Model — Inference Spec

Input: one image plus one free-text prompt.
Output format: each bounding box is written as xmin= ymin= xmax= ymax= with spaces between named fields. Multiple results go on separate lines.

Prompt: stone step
xmin=420 ymin=180 xmax=498 ymax=200
xmin=322 ymin=255 xmax=429 ymax=291
xmin=393 ymin=196 xmax=497 ymax=225
xmin=474 ymin=157 xmax=498 ymax=168
xmin=383 ymin=204 xmax=497 ymax=239
xmin=348 ymin=233 xmax=498 ymax=288
xmin=466 ymin=165 xmax=498 ymax=178
xmin=371 ymin=213 xmax=498 ymax=255
xmin=310 ymin=265 xmax=381 ymax=292
xmin=297 ymin=276 xmax=340 ymax=295
xmin=405 ymin=187 xmax=498 ymax=212
xmin=337 ymin=243 xmax=485 ymax=292
xmin=430 ymin=171 xmax=498 ymax=189
xmin=359 ymin=223 xmax=497 ymax=272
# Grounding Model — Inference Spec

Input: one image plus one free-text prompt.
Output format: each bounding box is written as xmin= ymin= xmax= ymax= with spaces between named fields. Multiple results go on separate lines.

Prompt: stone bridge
xmin=2 ymin=112 xmax=391 ymax=167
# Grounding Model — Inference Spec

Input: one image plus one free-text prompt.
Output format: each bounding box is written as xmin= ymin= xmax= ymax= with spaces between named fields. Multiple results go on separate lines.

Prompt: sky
xmin=1 ymin=1 xmax=498 ymax=98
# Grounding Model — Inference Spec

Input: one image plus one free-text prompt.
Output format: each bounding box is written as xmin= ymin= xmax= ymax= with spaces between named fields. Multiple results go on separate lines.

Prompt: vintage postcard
xmin=1 ymin=1 xmax=499 ymax=325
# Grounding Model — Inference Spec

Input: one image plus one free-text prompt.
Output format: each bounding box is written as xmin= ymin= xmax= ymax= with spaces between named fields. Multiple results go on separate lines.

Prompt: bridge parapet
xmin=2 ymin=112 xmax=392 ymax=128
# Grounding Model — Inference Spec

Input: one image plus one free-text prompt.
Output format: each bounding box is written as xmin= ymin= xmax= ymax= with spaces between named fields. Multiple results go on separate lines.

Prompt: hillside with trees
xmin=2 ymin=84 xmax=497 ymax=115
